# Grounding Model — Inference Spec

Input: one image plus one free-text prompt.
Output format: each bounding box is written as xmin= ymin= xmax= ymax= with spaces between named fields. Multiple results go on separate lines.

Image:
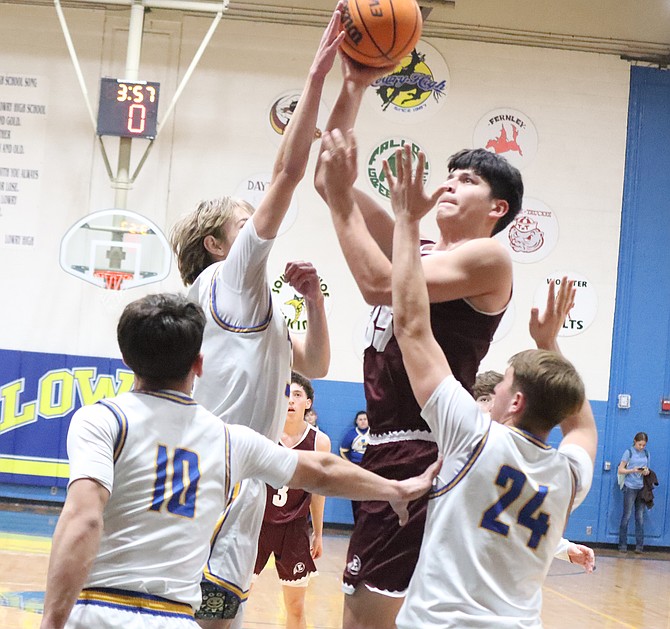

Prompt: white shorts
xmin=203 ymin=477 xmax=266 ymax=603
xmin=66 ymin=588 xmax=197 ymax=629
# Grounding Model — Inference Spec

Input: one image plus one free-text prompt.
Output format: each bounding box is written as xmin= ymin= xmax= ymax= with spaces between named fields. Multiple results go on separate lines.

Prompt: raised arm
xmin=388 ymin=145 xmax=451 ymax=407
xmin=309 ymin=430 xmax=331 ymax=559
xmin=313 ymin=53 xmax=399 ymax=285
xmin=40 ymin=479 xmax=109 ymax=629
xmin=558 ymin=400 xmax=597 ymax=464
xmin=318 ymin=129 xmax=395 ymax=304
xmin=314 ymin=52 xmax=392 ymax=195
xmin=285 ymin=261 xmax=330 ymax=378
xmin=529 ymin=276 xmax=597 ymax=463
xmin=529 ymin=276 xmax=576 ymax=352
xmin=253 ymin=4 xmax=345 ymax=240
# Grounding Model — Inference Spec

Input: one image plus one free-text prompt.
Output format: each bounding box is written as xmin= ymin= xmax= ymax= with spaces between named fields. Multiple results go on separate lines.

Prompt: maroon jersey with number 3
xmin=263 ymin=424 xmax=317 ymax=524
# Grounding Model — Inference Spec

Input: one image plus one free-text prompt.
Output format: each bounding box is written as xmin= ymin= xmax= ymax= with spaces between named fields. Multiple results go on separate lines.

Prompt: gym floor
xmin=1 ymin=502 xmax=667 ymax=629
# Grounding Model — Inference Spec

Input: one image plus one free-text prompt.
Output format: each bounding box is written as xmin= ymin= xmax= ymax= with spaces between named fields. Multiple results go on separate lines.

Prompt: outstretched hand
xmin=389 ymin=457 xmax=442 ymax=526
xmin=383 ymin=144 xmax=447 ymax=223
xmin=310 ymin=2 xmax=347 ymax=81
xmin=319 ymin=128 xmax=358 ymax=206
xmin=567 ymin=542 xmax=595 ymax=574
xmin=284 ymin=261 xmax=322 ymax=302
xmin=529 ymin=276 xmax=576 ymax=352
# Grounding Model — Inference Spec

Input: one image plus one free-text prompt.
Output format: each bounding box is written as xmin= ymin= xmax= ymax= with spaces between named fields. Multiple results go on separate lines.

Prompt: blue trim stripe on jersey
xmin=430 ymin=426 xmax=491 ymax=499
xmin=507 ymin=425 xmax=552 ymax=449
xmin=209 ymin=273 xmax=273 ymax=333
xmin=136 ymin=390 xmax=198 ymax=405
xmin=223 ymin=425 xmax=231 ymax=502
xmin=98 ymin=400 xmax=128 ymax=462
xmin=77 ymin=587 xmax=194 ymax=618
xmin=201 ymin=570 xmax=249 ymax=601
xmin=208 ymin=482 xmax=241 ymax=546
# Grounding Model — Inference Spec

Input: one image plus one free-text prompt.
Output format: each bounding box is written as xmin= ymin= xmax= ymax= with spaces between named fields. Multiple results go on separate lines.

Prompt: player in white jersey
xmin=376 ymin=144 xmax=597 ymax=628
xmin=40 ymin=294 xmax=441 ymax=629
xmin=169 ymin=8 xmax=345 ymax=627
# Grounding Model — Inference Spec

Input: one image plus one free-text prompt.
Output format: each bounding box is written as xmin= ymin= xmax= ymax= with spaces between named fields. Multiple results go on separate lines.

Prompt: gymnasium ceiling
xmin=5 ymin=0 xmax=670 ymax=63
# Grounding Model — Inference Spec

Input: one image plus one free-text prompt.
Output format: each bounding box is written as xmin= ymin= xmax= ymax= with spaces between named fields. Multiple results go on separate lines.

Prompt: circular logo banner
xmin=473 ymin=108 xmax=538 ymax=170
xmin=534 ymin=272 xmax=597 ymax=337
xmin=364 ymin=40 xmax=450 ymax=123
xmin=496 ymin=197 xmax=559 ymax=264
xmin=271 ymin=270 xmax=332 ymax=335
xmin=266 ymin=89 xmax=329 ymax=146
xmin=366 ymin=137 xmax=430 ymax=200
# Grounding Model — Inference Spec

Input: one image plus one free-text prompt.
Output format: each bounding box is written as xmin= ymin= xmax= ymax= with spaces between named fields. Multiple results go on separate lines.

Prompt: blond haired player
xmin=170 ymin=6 xmax=346 ymax=628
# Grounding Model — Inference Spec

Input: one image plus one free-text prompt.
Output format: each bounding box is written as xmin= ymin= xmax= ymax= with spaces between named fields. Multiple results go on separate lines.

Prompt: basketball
xmin=340 ymin=0 xmax=423 ymax=68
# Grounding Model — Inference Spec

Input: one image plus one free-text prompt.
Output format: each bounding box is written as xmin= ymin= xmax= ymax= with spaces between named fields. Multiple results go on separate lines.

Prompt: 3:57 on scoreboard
xmin=97 ymin=77 xmax=160 ymax=139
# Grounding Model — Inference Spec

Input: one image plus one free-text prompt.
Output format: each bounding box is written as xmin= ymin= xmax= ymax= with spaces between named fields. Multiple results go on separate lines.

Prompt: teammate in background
xmin=253 ymin=372 xmax=330 ymax=629
xmin=385 ymin=146 xmax=597 ymax=628
xmin=472 ymin=282 xmax=596 ymax=574
xmin=339 ymin=411 xmax=369 ymax=464
xmin=169 ymin=7 xmax=345 ymax=628
xmin=315 ymin=57 xmax=523 ymax=627
xmin=40 ymin=294 xmax=439 ymax=629
xmin=472 ymin=371 xmax=504 ymax=413
xmin=304 ymin=408 xmax=318 ymax=427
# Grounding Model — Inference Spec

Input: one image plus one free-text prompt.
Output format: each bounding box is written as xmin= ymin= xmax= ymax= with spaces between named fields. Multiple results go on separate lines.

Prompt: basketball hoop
xmin=94 ymin=269 xmax=134 ymax=290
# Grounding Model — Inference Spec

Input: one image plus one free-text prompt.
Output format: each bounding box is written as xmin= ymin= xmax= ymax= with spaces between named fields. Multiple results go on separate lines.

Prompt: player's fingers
xmin=382 ymin=159 xmax=395 ymax=191
xmin=546 ymin=279 xmax=556 ymax=312
xmin=284 ymin=261 xmax=315 ymax=283
xmin=414 ymin=150 xmax=426 ymax=184
xmin=555 ymin=276 xmax=569 ymax=311
xmin=398 ymin=145 xmax=410 ymax=182
xmin=393 ymin=502 xmax=409 ymax=527
xmin=320 ymin=130 xmax=335 ymax=156
xmin=333 ymin=127 xmax=349 ymax=150
xmin=529 ymin=307 xmax=539 ymax=330
xmin=324 ymin=3 xmax=345 ymax=41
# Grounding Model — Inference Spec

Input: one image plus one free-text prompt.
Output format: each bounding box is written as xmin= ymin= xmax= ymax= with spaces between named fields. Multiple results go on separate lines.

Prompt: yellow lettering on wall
xmin=0 ymin=379 xmax=37 ymax=435
xmin=38 ymin=370 xmax=75 ymax=418
xmin=74 ymin=368 xmax=134 ymax=406
xmin=116 ymin=370 xmax=135 ymax=394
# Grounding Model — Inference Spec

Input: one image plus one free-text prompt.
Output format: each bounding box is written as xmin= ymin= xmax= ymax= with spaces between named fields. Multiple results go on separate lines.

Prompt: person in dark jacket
xmin=640 ymin=468 xmax=659 ymax=509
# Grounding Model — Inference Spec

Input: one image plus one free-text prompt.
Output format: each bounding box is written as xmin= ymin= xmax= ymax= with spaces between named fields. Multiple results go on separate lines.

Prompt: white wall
xmin=0 ymin=5 xmax=629 ymax=400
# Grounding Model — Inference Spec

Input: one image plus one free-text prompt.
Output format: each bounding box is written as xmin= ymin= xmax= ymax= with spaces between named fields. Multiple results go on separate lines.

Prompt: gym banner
xmin=0 ymin=348 xmax=133 ymax=488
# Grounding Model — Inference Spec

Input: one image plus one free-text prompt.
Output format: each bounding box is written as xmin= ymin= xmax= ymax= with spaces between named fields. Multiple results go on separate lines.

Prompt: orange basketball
xmin=340 ymin=0 xmax=423 ymax=68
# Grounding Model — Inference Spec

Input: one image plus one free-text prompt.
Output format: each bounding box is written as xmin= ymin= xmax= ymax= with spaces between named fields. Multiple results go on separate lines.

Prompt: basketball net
xmin=94 ymin=270 xmax=134 ymax=290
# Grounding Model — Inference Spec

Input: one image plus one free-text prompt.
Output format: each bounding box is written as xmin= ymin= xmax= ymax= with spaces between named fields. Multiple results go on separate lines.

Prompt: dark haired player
xmin=253 ymin=372 xmax=330 ymax=629
xmin=315 ymin=54 xmax=523 ymax=628
xmin=40 ymin=294 xmax=440 ymax=629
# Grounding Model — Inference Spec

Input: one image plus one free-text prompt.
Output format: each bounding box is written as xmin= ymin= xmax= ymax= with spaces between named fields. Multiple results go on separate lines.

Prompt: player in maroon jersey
xmin=314 ymin=57 xmax=524 ymax=629
xmin=253 ymin=372 xmax=331 ymax=629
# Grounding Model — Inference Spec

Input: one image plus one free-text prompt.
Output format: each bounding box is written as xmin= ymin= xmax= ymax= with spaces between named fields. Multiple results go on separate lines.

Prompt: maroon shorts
xmin=343 ymin=440 xmax=439 ymax=595
xmin=254 ymin=517 xmax=317 ymax=585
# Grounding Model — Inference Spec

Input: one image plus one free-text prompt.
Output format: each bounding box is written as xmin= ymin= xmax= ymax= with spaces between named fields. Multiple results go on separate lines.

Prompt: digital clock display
xmin=97 ymin=78 xmax=160 ymax=139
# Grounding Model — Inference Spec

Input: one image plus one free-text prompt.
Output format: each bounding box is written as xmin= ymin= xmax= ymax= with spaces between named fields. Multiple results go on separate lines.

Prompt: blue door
xmin=598 ymin=66 xmax=670 ymax=546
